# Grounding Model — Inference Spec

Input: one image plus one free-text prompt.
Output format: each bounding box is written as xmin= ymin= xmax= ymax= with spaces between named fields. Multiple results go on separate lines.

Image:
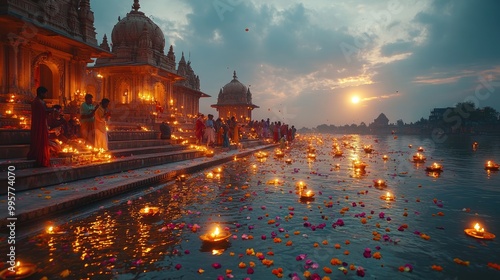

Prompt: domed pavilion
xmin=92 ymin=0 xmax=208 ymax=125
xmin=211 ymin=71 xmax=259 ymax=123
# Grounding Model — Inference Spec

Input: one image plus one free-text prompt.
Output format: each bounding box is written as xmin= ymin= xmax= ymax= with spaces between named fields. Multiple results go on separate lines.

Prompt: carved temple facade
xmin=0 ymin=0 xmax=208 ymax=130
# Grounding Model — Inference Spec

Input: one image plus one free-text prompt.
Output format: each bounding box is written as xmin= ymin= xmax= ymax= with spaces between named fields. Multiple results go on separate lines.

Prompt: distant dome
xmin=110 ymin=0 xmax=165 ymax=53
xmin=217 ymin=71 xmax=252 ymax=105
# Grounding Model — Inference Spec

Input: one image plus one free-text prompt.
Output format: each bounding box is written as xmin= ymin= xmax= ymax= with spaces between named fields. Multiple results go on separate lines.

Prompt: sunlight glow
xmin=351 ymin=96 xmax=360 ymax=104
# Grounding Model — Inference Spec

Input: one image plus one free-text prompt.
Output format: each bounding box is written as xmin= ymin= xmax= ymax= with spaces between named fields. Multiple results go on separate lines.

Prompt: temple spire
xmin=233 ymin=70 xmax=237 ymax=80
xmin=132 ymin=0 xmax=140 ymax=12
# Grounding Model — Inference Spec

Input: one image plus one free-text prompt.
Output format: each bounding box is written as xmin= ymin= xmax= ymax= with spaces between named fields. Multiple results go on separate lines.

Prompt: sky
xmin=91 ymin=0 xmax=500 ymax=129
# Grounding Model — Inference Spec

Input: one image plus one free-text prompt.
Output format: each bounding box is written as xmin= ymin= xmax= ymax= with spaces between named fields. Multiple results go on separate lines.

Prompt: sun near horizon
xmin=351 ymin=96 xmax=360 ymax=104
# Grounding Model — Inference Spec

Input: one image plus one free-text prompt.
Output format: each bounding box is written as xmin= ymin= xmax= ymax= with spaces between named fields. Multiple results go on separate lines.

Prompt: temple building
xmin=211 ymin=71 xmax=259 ymax=123
xmin=91 ymin=0 xmax=208 ymax=126
xmin=0 ymin=0 xmax=111 ymax=127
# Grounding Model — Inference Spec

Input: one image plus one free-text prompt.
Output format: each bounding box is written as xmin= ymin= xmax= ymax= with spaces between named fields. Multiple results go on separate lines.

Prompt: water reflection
xmin=3 ymin=134 xmax=500 ymax=279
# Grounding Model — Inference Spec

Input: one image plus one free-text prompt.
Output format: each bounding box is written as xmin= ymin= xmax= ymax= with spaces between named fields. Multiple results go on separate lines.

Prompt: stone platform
xmin=0 ymin=142 xmax=277 ymax=228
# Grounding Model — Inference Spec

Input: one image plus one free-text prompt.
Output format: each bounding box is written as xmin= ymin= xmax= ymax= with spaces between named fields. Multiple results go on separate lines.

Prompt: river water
xmin=4 ymin=134 xmax=500 ymax=279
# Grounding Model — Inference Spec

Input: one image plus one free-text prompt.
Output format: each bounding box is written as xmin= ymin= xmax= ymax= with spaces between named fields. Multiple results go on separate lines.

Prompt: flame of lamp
xmin=0 ymin=262 xmax=36 ymax=279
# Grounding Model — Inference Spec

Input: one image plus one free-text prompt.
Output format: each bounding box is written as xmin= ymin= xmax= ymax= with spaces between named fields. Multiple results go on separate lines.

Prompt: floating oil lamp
xmin=353 ymin=160 xmax=367 ymax=171
xmin=139 ymin=206 xmax=160 ymax=217
xmin=412 ymin=153 xmax=426 ymax=163
xmin=0 ymin=261 xmax=37 ymax=279
xmin=417 ymin=146 xmax=424 ymax=152
xmin=382 ymin=155 xmax=389 ymax=161
xmin=333 ymin=149 xmax=343 ymax=157
xmin=363 ymin=145 xmax=373 ymax=153
xmin=307 ymin=153 xmax=316 ymax=159
xmin=295 ymin=181 xmax=307 ymax=189
xmin=485 ymin=161 xmax=499 ymax=171
xmin=426 ymin=162 xmax=443 ymax=172
xmin=267 ymin=178 xmax=281 ymax=185
xmin=285 ymin=158 xmax=292 ymax=164
xmin=5 ymin=110 xmax=13 ymax=117
xmin=334 ymin=163 xmax=340 ymax=170
xmin=408 ymin=144 xmax=412 ymax=148
xmin=199 ymin=225 xmax=231 ymax=243
xmin=300 ymin=189 xmax=315 ymax=201
xmin=380 ymin=191 xmax=395 ymax=201
xmin=205 ymin=150 xmax=214 ymax=157
xmin=374 ymin=179 xmax=387 ymax=188
xmin=472 ymin=142 xmax=478 ymax=151
xmin=464 ymin=223 xmax=495 ymax=240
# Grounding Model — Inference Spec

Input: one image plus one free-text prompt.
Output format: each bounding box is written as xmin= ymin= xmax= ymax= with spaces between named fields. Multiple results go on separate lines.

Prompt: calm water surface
xmin=5 ymin=134 xmax=500 ymax=279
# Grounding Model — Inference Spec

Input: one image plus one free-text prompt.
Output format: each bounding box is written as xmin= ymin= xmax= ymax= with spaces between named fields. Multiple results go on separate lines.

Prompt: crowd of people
xmin=27 ymin=86 xmax=111 ymax=167
xmin=194 ymin=114 xmax=297 ymax=149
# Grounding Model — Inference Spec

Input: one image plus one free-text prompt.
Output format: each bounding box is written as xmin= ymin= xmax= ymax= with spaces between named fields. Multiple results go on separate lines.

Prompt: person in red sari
xmin=195 ymin=113 xmax=205 ymax=144
xmin=27 ymin=86 xmax=52 ymax=167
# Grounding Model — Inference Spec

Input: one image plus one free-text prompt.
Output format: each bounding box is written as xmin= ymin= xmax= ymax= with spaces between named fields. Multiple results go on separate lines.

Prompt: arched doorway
xmin=39 ymin=64 xmax=54 ymax=98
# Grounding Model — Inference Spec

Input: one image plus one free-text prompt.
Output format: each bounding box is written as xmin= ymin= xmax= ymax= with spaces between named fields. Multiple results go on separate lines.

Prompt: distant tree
xmin=396 ymin=119 xmax=404 ymax=126
xmin=480 ymin=106 xmax=499 ymax=123
xmin=359 ymin=122 xmax=367 ymax=128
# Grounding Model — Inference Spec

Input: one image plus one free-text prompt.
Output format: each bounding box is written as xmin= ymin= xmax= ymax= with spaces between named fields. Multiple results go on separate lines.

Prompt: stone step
xmin=0 ymin=139 xmax=269 ymax=194
xmin=0 ymin=149 xmax=205 ymax=194
xmin=108 ymin=139 xmax=171 ymax=150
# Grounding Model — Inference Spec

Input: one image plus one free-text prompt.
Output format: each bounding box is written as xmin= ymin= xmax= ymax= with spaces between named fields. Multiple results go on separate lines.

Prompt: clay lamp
xmin=140 ymin=206 xmax=160 ymax=217
xmin=199 ymin=225 xmax=231 ymax=243
xmin=0 ymin=262 xmax=36 ymax=279
xmin=425 ymin=162 xmax=443 ymax=172
xmin=285 ymin=158 xmax=293 ymax=164
xmin=300 ymin=189 xmax=315 ymax=201
xmin=464 ymin=223 xmax=495 ymax=240
xmin=307 ymin=153 xmax=316 ymax=159
xmin=274 ymin=149 xmax=285 ymax=158
xmin=382 ymin=155 xmax=389 ymax=161
xmin=412 ymin=153 xmax=426 ymax=163
xmin=177 ymin=174 xmax=187 ymax=182
xmin=46 ymin=226 xmax=67 ymax=235
xmin=380 ymin=191 xmax=395 ymax=201
xmin=295 ymin=181 xmax=307 ymax=189
xmin=205 ymin=150 xmax=214 ymax=157
xmin=417 ymin=146 xmax=424 ymax=152
xmin=374 ymin=179 xmax=387 ymax=188
xmin=485 ymin=160 xmax=499 ymax=171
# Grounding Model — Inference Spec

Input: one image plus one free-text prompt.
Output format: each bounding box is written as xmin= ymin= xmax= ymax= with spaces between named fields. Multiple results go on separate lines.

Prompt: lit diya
xmin=199 ymin=225 xmax=231 ymax=243
xmin=274 ymin=149 xmax=285 ymax=158
xmin=484 ymin=160 xmax=499 ymax=171
xmin=139 ymin=206 xmax=160 ymax=217
xmin=333 ymin=149 xmax=343 ymax=157
xmin=267 ymin=178 xmax=282 ymax=185
xmin=205 ymin=150 xmax=215 ymax=157
xmin=426 ymin=162 xmax=443 ymax=172
xmin=363 ymin=145 xmax=373 ymax=153
xmin=412 ymin=153 xmax=426 ymax=163
xmin=177 ymin=174 xmax=187 ymax=182
xmin=464 ymin=223 xmax=495 ymax=240
xmin=374 ymin=179 xmax=387 ymax=188
xmin=417 ymin=146 xmax=424 ymax=152
xmin=46 ymin=226 xmax=67 ymax=235
xmin=353 ymin=160 xmax=367 ymax=171
xmin=206 ymin=172 xmax=214 ymax=179
xmin=380 ymin=191 xmax=395 ymax=201
xmin=382 ymin=155 xmax=389 ymax=161
xmin=307 ymin=145 xmax=316 ymax=153
xmin=0 ymin=261 xmax=37 ymax=279
xmin=300 ymin=190 xmax=315 ymax=201
xmin=213 ymin=167 xmax=223 ymax=174
xmin=307 ymin=153 xmax=316 ymax=159
xmin=285 ymin=158 xmax=293 ymax=164
xmin=472 ymin=141 xmax=478 ymax=150
xmin=296 ymin=181 xmax=307 ymax=189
